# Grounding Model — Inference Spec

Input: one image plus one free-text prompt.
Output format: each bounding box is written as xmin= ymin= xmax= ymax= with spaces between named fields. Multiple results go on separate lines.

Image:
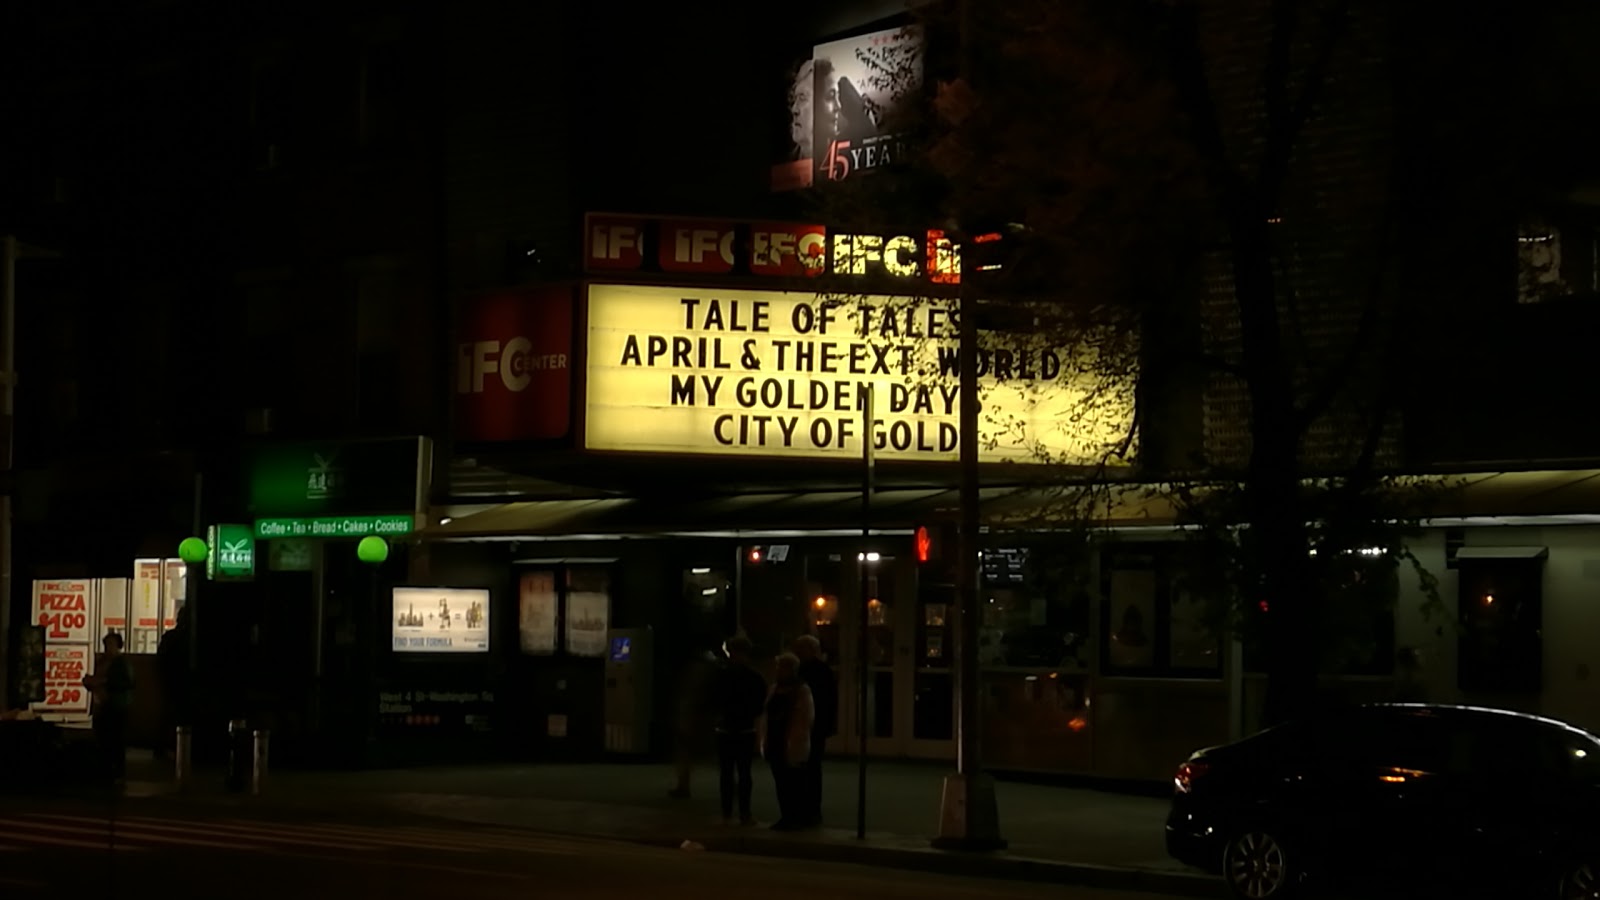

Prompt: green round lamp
xmin=178 ymin=537 xmax=209 ymax=564
xmin=357 ymin=535 xmax=389 ymax=565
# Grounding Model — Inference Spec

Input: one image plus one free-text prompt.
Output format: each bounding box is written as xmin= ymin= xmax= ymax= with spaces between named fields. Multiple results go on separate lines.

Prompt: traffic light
xmin=914 ymin=524 xmax=960 ymax=584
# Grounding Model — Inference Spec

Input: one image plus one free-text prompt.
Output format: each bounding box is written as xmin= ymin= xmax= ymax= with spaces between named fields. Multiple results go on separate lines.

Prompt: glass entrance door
xmin=836 ymin=552 xmax=956 ymax=760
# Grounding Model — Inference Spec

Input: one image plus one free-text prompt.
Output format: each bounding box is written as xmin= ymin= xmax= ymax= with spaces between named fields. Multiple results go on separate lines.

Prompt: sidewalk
xmin=118 ymin=754 xmax=1221 ymax=897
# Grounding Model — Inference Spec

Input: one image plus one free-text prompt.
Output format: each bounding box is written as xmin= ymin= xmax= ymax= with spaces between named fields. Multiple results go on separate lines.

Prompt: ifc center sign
xmin=583 ymin=283 xmax=1135 ymax=465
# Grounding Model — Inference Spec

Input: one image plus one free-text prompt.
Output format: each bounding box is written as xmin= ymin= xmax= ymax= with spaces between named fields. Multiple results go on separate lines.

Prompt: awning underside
xmin=423 ymin=469 xmax=1600 ymax=541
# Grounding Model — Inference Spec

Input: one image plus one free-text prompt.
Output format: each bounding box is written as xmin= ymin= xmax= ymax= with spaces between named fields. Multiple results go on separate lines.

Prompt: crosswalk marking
xmin=0 ymin=819 xmax=149 ymax=852
xmin=0 ymin=813 xmax=600 ymax=859
xmin=219 ymin=818 xmax=580 ymax=854
xmin=92 ymin=816 xmax=383 ymax=852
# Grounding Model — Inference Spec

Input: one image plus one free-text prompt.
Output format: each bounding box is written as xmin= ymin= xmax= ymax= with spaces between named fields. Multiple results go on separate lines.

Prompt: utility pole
xmin=932 ymin=0 xmax=1005 ymax=852
xmin=1 ymin=235 xmax=17 ymax=711
xmin=1 ymin=236 xmax=61 ymax=710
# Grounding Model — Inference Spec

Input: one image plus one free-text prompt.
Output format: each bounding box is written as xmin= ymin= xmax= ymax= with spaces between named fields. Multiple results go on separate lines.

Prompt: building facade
xmin=5 ymin=0 xmax=1600 ymax=782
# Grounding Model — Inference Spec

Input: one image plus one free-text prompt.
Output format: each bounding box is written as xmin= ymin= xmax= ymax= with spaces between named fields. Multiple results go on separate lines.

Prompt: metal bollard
xmin=251 ymin=729 xmax=269 ymax=796
xmin=226 ymin=719 xmax=250 ymax=792
xmin=175 ymin=726 xmax=193 ymax=789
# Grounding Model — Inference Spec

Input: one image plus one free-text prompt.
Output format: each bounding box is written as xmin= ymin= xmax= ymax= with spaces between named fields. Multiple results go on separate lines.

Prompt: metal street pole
xmin=1 ymin=236 xmax=17 ymax=710
xmin=932 ymin=0 xmax=1004 ymax=848
xmin=857 ymin=385 xmax=875 ymax=841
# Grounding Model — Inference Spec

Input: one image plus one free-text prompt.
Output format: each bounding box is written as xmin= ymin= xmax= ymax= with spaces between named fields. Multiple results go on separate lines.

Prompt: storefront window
xmin=802 ymin=553 xmax=846 ymax=664
xmin=514 ymin=567 xmax=612 ymax=658
xmin=565 ymin=569 xmax=610 ymax=658
xmin=1099 ymin=544 xmax=1223 ymax=678
xmin=978 ymin=543 xmax=1091 ymax=671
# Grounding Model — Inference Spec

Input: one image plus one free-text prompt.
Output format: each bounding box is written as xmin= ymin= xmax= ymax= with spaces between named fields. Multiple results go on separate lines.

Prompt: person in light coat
xmin=763 ymin=652 xmax=815 ymax=831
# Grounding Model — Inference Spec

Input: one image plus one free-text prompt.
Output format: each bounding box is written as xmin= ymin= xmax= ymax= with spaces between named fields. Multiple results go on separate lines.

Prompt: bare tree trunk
xmin=1230 ymin=208 xmax=1319 ymax=726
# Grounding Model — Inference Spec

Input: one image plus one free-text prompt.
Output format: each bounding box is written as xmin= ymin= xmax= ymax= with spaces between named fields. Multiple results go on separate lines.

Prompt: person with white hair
xmin=763 ymin=652 xmax=815 ymax=830
xmin=792 ymin=633 xmax=838 ymax=828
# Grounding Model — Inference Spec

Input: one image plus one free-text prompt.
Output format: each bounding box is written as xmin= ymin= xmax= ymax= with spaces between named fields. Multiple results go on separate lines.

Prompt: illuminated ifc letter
xmin=591 ymin=223 xmax=639 ymax=259
xmin=458 ymin=338 xmax=549 ymax=393
xmin=832 ymin=234 xmax=920 ymax=277
xmin=673 ymin=228 xmax=735 ymax=266
xmin=752 ymin=230 xmax=826 ymax=273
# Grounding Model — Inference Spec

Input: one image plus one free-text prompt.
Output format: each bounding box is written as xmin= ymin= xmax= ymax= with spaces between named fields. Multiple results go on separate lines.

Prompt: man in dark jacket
xmin=711 ymin=635 xmax=767 ymax=825
xmin=792 ymin=634 xmax=837 ymax=828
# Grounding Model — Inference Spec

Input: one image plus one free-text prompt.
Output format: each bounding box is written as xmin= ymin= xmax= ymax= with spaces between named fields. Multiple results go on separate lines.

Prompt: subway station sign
xmin=254 ymin=515 xmax=415 ymax=540
xmin=584 ymin=283 xmax=1135 ymax=465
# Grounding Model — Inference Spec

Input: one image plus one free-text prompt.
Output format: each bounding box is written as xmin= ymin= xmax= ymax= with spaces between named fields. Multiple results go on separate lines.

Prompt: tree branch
xmin=1260 ymin=0 xmax=1353 ymax=202
xmin=1161 ymin=2 xmax=1249 ymax=208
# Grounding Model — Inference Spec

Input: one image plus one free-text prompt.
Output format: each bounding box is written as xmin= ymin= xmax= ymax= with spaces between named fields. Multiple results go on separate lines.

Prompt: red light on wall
xmin=972 ymin=232 xmax=1002 ymax=243
xmin=915 ymin=526 xmax=932 ymax=563
xmin=748 ymin=547 xmax=763 ymax=563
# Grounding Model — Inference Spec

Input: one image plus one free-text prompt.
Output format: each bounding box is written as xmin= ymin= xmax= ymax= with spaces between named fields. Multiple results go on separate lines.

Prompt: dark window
xmin=250 ymin=61 xmax=291 ymax=169
xmin=358 ymin=42 xmax=409 ymax=148
xmin=1517 ymin=212 xmax=1600 ymax=304
xmin=1457 ymin=559 xmax=1544 ymax=693
xmin=1100 ymin=544 xmax=1223 ymax=678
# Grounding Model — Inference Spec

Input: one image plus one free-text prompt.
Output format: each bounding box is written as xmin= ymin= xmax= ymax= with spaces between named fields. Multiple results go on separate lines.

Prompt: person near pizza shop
xmin=156 ymin=607 xmax=192 ymax=762
xmin=83 ymin=631 xmax=135 ymax=785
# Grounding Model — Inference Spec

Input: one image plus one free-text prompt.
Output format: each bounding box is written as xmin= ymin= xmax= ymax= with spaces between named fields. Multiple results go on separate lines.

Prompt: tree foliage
xmin=806 ymin=0 xmax=1467 ymax=723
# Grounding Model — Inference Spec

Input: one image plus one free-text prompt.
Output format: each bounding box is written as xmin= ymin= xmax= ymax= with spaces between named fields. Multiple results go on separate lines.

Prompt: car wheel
xmin=1223 ymin=828 xmax=1300 ymax=899
xmin=1559 ymin=860 xmax=1600 ymax=900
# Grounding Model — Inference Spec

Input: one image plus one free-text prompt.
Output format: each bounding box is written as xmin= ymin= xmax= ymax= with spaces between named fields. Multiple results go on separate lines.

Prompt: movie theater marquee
xmin=584 ymin=283 xmax=1134 ymax=465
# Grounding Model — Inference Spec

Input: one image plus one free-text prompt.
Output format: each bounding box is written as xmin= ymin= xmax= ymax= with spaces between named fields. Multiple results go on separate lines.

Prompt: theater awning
xmin=421 ymin=468 xmax=1600 ymax=541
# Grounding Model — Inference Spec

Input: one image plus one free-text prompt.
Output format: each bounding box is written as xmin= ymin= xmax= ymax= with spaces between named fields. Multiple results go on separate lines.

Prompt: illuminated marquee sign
xmin=585 ymin=215 xmax=961 ymax=284
xmin=584 ymin=283 xmax=1135 ymax=465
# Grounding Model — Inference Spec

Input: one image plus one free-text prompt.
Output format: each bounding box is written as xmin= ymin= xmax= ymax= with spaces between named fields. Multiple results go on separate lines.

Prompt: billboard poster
xmin=565 ymin=575 xmax=610 ymax=658
xmin=518 ymin=571 xmax=558 ymax=656
xmin=392 ymin=587 xmax=490 ymax=653
xmin=773 ymin=24 xmax=923 ymax=191
xmin=34 ymin=644 xmax=90 ymax=716
xmin=31 ymin=580 xmax=93 ymax=644
xmin=131 ymin=560 xmax=163 ymax=655
xmin=161 ymin=559 xmax=186 ymax=631
xmin=455 ymin=286 xmax=574 ymax=443
xmin=98 ymin=578 xmax=129 ymax=643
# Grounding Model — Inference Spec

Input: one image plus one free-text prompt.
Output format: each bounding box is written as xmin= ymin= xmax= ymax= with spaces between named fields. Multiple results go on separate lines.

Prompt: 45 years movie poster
xmin=773 ymin=24 xmax=923 ymax=191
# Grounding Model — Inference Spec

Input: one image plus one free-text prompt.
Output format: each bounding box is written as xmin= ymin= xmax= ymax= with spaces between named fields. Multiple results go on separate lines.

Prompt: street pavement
xmin=107 ymin=754 xmax=1209 ymax=889
xmin=2 ymin=752 xmax=1222 ymax=896
xmin=0 ymin=801 xmax=1207 ymax=900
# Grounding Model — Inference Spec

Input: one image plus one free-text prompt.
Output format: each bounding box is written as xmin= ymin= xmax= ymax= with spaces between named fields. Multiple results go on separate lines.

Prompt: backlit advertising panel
xmin=584 ymin=283 xmax=1135 ymax=465
xmin=393 ymin=587 xmax=490 ymax=653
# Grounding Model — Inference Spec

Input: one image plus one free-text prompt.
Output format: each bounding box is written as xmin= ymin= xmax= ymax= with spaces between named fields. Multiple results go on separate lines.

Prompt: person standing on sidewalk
xmin=83 ymin=631 xmax=135 ymax=785
xmin=668 ymin=648 xmax=718 ymax=799
xmin=763 ymin=652 xmax=815 ymax=831
xmin=711 ymin=635 xmax=767 ymax=826
xmin=793 ymin=634 xmax=837 ymax=828
xmin=156 ymin=607 xmax=192 ymax=762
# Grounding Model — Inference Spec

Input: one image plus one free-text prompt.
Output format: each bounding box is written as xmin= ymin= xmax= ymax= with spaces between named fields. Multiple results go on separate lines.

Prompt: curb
xmin=636 ymin=831 xmax=1226 ymax=898
xmin=103 ymin=787 xmax=1225 ymax=898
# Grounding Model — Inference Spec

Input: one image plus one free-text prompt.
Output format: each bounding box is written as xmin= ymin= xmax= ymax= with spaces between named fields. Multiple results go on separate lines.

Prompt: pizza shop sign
xmin=585 ymin=214 xmax=961 ymax=285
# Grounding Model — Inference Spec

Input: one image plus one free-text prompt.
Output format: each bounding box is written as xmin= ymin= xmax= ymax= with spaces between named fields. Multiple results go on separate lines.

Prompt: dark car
xmin=1166 ymin=703 xmax=1600 ymax=899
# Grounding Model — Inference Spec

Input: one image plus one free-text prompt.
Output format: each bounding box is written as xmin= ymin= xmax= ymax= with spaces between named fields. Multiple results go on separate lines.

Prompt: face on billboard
xmin=583 ymin=283 xmax=1136 ymax=465
xmin=455 ymin=287 xmax=573 ymax=443
xmin=774 ymin=24 xmax=923 ymax=191
xmin=393 ymin=588 xmax=490 ymax=653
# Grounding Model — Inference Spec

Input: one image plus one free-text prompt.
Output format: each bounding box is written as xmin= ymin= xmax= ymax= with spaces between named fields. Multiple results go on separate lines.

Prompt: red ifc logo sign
xmin=456 ymin=287 xmax=573 ymax=442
